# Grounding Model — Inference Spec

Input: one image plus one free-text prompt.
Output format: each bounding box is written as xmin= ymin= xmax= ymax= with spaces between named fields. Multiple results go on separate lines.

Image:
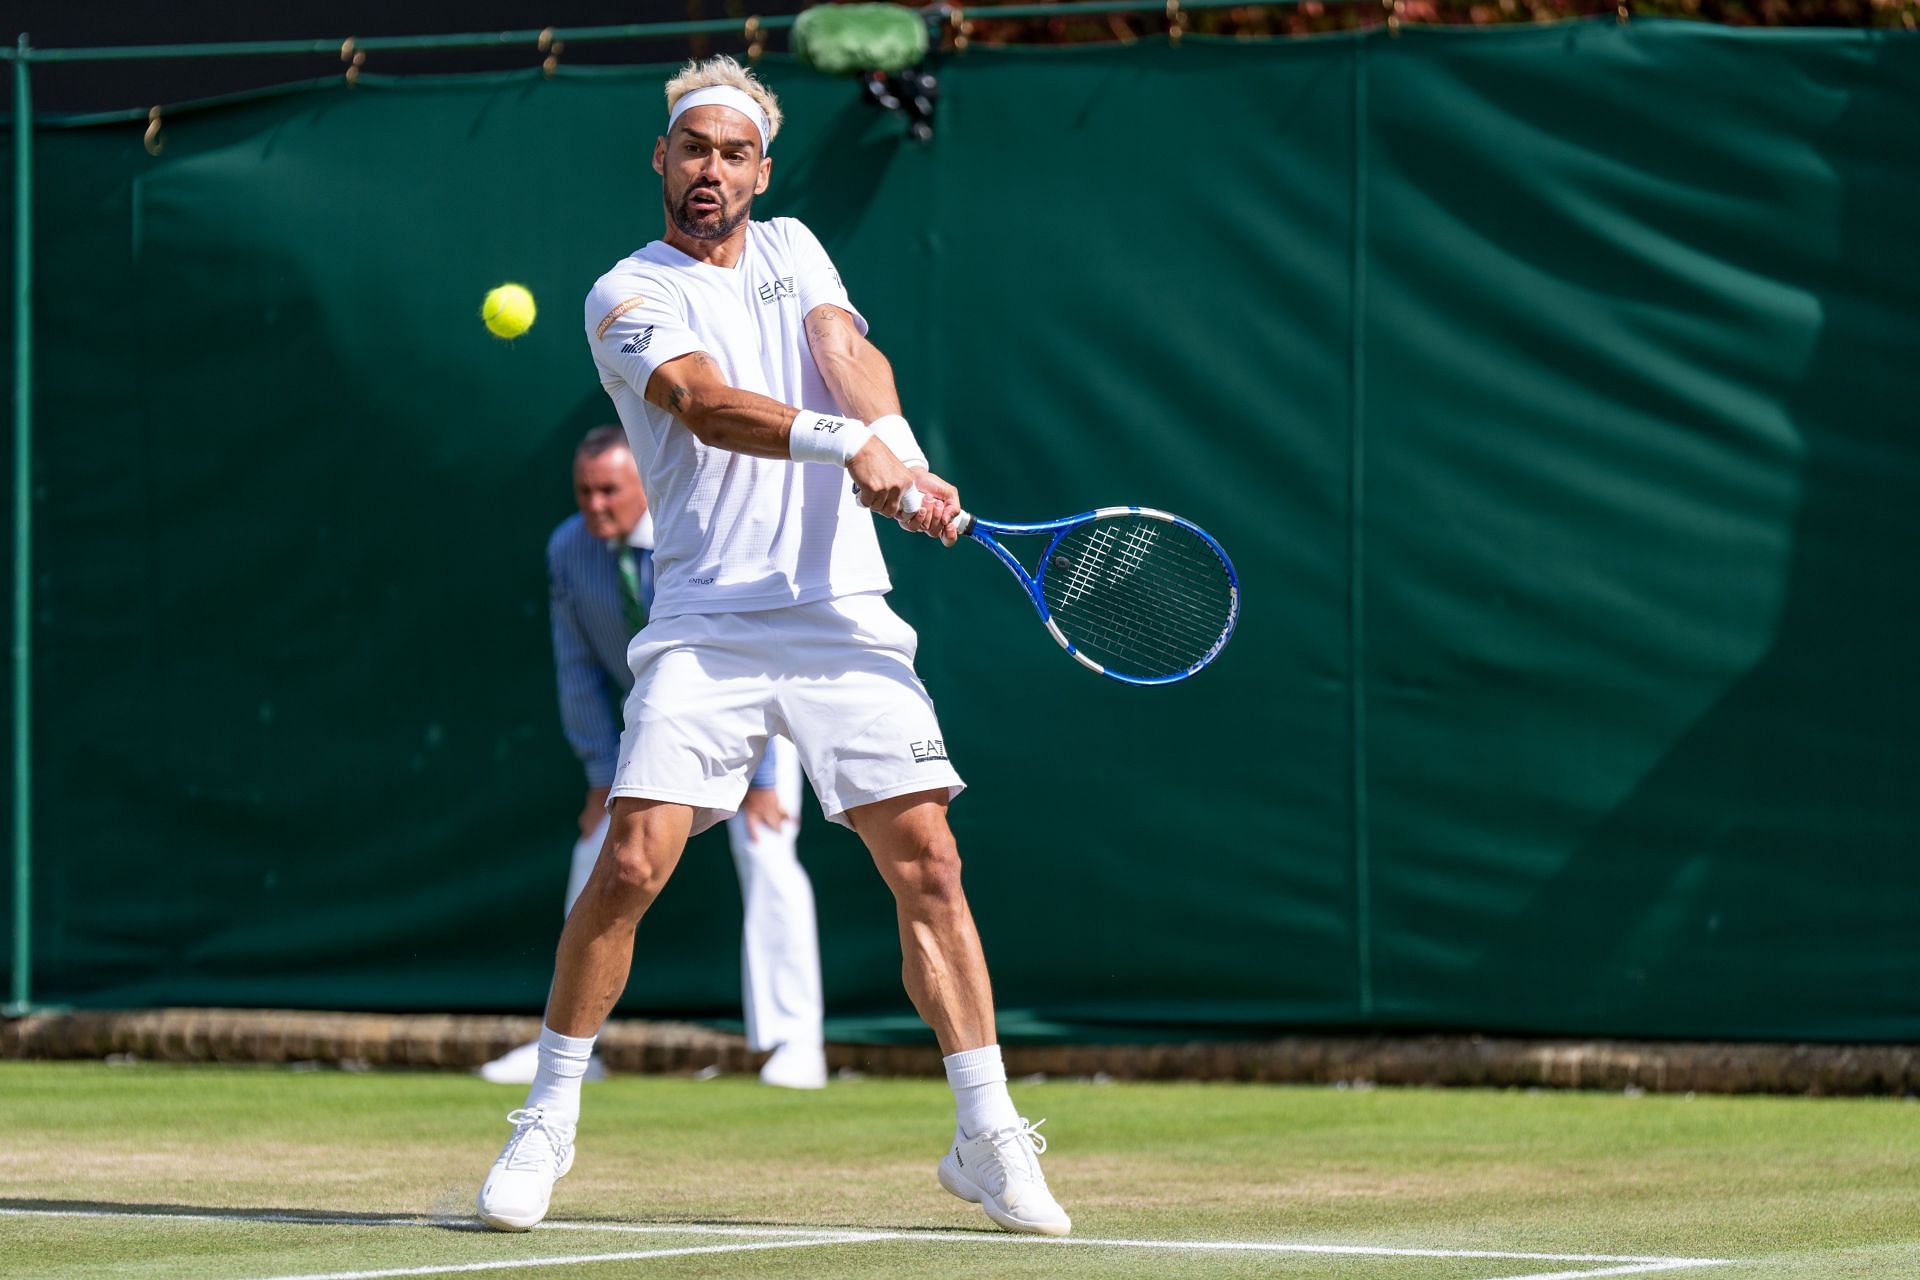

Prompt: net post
xmin=8 ymin=31 xmax=36 ymax=1018
xmin=1347 ymin=28 xmax=1375 ymax=1020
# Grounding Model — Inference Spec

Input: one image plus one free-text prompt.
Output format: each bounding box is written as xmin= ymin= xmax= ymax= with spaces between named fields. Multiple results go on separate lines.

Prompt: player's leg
xmin=847 ymin=790 xmax=1071 ymax=1237
xmin=847 ymin=790 xmax=995 ymax=1053
xmin=725 ymin=740 xmax=827 ymax=1088
xmin=777 ymin=594 xmax=1068 ymax=1236
xmin=477 ymin=798 xmax=693 ymax=1231
xmin=548 ymin=796 xmax=695 ymax=1034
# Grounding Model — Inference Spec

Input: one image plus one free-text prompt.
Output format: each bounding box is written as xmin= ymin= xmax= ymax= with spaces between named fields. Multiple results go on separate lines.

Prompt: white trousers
xmin=566 ymin=737 xmax=823 ymax=1053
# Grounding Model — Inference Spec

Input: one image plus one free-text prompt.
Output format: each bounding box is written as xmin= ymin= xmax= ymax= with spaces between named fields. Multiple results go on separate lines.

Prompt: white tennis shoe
xmin=759 ymin=1041 xmax=829 ymax=1090
xmin=476 ymin=1041 xmax=607 ymax=1086
xmin=937 ymin=1117 xmax=1071 ymax=1236
xmin=476 ymin=1107 xmax=575 ymax=1231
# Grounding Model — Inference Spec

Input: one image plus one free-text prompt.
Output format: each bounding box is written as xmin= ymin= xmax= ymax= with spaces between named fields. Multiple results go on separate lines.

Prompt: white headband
xmin=668 ymin=85 xmax=771 ymax=154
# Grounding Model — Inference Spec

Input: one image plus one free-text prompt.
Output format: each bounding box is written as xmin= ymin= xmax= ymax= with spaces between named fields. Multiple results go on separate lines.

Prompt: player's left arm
xmin=804 ymin=304 xmax=905 ymax=425
xmin=805 ymin=304 xmax=964 ymax=543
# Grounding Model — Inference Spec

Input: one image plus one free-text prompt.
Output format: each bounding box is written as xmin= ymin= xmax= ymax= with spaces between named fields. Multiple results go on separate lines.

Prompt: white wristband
xmin=789 ymin=410 xmax=873 ymax=467
xmin=867 ymin=413 xmax=927 ymax=471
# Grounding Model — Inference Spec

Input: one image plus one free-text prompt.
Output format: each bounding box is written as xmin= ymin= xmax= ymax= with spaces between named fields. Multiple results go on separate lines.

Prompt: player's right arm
xmin=639 ymin=351 xmax=914 ymax=512
xmin=642 ymin=351 xmax=820 ymax=459
xmin=587 ymin=274 xmax=940 ymax=528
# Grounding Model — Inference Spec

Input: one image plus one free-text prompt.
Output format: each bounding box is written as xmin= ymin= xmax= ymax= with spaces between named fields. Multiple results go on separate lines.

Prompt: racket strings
xmin=1039 ymin=516 xmax=1235 ymax=678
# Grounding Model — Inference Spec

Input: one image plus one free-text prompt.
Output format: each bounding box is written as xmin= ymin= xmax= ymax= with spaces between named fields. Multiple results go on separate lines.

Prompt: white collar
xmin=608 ymin=509 xmax=655 ymax=552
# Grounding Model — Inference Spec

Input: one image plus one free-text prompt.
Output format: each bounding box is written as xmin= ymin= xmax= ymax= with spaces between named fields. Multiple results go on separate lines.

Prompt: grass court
xmin=4 ymin=1061 xmax=1917 ymax=1278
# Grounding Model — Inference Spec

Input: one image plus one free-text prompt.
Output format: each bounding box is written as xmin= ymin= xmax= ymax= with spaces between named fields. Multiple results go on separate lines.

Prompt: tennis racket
xmin=896 ymin=488 xmax=1240 ymax=685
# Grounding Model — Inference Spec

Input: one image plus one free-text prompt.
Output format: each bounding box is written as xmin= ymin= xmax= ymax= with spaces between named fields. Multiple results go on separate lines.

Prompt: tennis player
xmin=475 ymin=56 xmax=1069 ymax=1237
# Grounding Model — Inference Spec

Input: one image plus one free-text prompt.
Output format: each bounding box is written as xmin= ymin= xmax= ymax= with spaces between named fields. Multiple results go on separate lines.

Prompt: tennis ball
xmin=482 ymin=283 xmax=536 ymax=339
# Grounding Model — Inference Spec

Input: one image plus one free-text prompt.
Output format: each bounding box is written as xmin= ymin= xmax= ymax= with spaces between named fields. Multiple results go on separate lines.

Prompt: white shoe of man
xmin=477 ymin=1041 xmax=606 ymax=1086
xmin=936 ymin=1117 xmax=1071 ymax=1236
xmin=758 ymin=1040 xmax=828 ymax=1090
xmin=476 ymin=1108 xmax=576 ymax=1231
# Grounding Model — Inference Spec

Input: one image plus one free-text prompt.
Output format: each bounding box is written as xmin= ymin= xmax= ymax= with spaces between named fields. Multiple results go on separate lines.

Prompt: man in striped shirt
xmin=480 ymin=425 xmax=827 ymax=1090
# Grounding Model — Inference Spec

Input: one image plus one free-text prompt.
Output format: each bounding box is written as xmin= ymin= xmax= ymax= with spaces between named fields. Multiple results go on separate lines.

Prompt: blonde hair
xmin=663 ymin=56 xmax=783 ymax=145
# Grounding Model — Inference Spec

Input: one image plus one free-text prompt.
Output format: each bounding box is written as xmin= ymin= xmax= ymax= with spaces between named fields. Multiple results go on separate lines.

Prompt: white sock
xmin=944 ymin=1044 xmax=1020 ymax=1138
xmin=523 ymin=1025 xmax=596 ymax=1126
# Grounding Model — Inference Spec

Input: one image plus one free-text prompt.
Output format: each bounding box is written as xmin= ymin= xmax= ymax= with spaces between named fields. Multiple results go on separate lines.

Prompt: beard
xmin=669 ymin=183 xmax=751 ymax=241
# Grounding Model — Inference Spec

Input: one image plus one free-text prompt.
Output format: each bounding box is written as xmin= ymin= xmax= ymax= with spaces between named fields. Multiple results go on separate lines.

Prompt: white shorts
xmin=609 ymin=593 xmax=965 ymax=834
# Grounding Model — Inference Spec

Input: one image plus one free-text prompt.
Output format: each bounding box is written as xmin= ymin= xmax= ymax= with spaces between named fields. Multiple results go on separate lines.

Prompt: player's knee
xmin=897 ymin=835 xmax=965 ymax=912
xmin=600 ymin=844 xmax=671 ymax=908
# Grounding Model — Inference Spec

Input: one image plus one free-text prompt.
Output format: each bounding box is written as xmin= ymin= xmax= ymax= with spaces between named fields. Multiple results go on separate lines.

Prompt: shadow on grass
xmin=0 ymin=1198 xmax=1005 ymax=1239
xmin=554 ymin=1212 xmax=1005 ymax=1236
xmin=0 ymin=1198 xmax=475 ymax=1228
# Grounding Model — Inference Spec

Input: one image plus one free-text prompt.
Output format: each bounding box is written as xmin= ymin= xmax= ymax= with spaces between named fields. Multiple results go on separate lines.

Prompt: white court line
xmin=543 ymin=1220 xmax=1732 ymax=1267
xmin=0 ymin=1205 xmax=1736 ymax=1279
xmin=251 ymin=1236 xmax=892 ymax=1280
xmin=1483 ymin=1263 xmax=1732 ymax=1280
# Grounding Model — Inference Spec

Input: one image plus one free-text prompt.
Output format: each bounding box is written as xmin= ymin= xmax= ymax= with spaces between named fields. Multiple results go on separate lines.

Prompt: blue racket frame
xmin=959 ymin=505 xmax=1241 ymax=685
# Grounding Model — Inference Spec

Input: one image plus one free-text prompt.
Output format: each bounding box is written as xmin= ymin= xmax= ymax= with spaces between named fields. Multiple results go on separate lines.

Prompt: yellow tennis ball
xmin=482 ymin=283 xmax=536 ymax=339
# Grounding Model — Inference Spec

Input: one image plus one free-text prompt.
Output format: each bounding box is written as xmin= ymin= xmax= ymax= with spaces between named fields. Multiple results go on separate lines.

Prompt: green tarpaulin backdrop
xmin=4 ymin=22 xmax=1917 ymax=1041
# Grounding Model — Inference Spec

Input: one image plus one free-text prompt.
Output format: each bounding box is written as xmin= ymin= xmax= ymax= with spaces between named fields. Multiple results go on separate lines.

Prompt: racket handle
xmin=895 ymin=486 xmax=974 ymax=537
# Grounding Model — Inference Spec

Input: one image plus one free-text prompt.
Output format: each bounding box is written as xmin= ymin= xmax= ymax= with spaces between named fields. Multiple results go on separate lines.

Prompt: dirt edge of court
xmin=3 ymin=1008 xmax=1915 ymax=1096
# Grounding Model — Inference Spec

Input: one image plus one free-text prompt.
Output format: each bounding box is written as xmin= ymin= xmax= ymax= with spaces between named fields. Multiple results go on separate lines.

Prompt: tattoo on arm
xmin=806 ymin=308 xmax=851 ymax=354
xmin=658 ymin=354 xmax=727 ymax=418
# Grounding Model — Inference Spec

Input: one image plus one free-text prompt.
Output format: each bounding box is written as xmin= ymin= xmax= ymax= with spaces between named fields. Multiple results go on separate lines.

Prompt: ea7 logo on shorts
xmin=911 ymin=739 xmax=948 ymax=763
xmin=757 ymin=276 xmax=796 ymax=305
xmin=621 ymin=326 xmax=654 ymax=355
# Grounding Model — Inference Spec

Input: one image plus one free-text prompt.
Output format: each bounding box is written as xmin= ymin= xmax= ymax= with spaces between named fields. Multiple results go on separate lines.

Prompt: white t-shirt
xmin=584 ymin=217 xmax=891 ymax=620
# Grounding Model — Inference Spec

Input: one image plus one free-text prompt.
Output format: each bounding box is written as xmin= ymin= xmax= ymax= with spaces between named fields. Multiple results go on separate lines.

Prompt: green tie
xmin=617 ymin=545 xmax=648 ymax=636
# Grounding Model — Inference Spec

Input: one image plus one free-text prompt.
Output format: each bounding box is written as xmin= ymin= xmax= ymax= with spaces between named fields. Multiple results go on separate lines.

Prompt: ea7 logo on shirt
xmin=620 ymin=326 xmax=654 ymax=355
xmin=757 ymin=276 xmax=796 ymax=305
xmin=911 ymin=739 xmax=948 ymax=763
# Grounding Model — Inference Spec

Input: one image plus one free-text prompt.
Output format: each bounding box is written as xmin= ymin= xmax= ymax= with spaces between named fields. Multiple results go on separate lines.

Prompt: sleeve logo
xmin=595 ymin=294 xmax=649 ymax=341
xmin=620 ymin=326 xmax=654 ymax=355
